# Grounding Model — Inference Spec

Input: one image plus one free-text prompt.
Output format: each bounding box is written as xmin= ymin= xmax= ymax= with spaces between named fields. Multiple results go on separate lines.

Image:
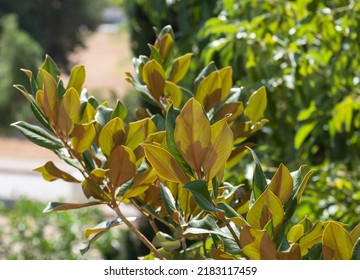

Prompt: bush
xmin=11 ymin=26 xmax=360 ymax=260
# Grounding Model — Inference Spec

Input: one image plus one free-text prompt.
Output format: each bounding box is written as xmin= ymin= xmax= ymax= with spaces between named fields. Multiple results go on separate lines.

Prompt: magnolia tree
xmin=12 ymin=26 xmax=360 ymax=260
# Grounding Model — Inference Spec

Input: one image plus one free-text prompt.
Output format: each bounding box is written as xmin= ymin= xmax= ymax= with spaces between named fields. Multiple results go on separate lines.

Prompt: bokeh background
xmin=0 ymin=0 xmax=359 ymax=259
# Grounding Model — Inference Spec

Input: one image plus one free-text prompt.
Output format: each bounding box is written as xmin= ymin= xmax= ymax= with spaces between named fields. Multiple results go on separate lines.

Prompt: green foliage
xmin=0 ymin=198 xmax=140 ymax=260
xmin=0 ymin=14 xmax=42 ymax=132
xmin=0 ymin=0 xmax=106 ymax=70
xmin=12 ymin=25 xmax=360 ymax=260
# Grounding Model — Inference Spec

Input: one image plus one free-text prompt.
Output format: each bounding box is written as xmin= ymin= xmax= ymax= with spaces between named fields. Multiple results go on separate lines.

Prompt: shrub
xmin=12 ymin=26 xmax=360 ymax=260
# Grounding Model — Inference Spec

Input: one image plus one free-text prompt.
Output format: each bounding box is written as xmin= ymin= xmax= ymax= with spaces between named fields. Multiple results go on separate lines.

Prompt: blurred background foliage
xmin=118 ymin=0 xmax=360 ymax=227
xmin=1 ymin=0 xmax=359 ymax=259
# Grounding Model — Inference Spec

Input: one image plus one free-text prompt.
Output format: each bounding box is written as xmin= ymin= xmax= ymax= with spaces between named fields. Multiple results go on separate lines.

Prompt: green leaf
xmin=95 ymin=105 xmax=113 ymax=128
xmin=111 ymin=99 xmax=128 ymax=120
xmin=43 ymin=201 xmax=104 ymax=213
xmin=351 ymin=238 xmax=360 ymax=260
xmin=294 ymin=122 xmax=316 ymax=149
xmin=152 ymin=232 xmax=181 ymax=252
xmin=183 ymin=180 xmax=221 ymax=212
xmin=67 ymin=65 xmax=86 ymax=93
xmin=39 ymin=55 xmax=61 ymax=81
xmin=246 ymin=147 xmax=267 ymax=199
xmin=160 ymin=184 xmax=177 ymax=215
xmin=11 ymin=121 xmax=63 ymax=150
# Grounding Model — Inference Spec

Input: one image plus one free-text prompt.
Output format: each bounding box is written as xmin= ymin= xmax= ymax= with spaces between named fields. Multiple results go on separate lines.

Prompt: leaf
xmin=39 ymin=55 xmax=61 ymax=81
xmin=174 ymin=98 xmax=210 ymax=175
xmin=203 ymin=118 xmax=234 ymax=181
xmin=164 ymin=81 xmax=183 ymax=108
xmin=294 ymin=122 xmax=316 ymax=149
xmin=111 ymin=99 xmax=128 ymax=120
xmin=43 ymin=201 xmax=104 ymax=213
xmin=95 ymin=104 xmax=113 ymax=128
xmin=350 ymin=223 xmax=360 ymax=242
xmin=183 ymin=180 xmax=221 ymax=212
xmin=11 ymin=121 xmax=63 ymax=150
xmin=152 ymin=232 xmax=181 ymax=252
xmin=246 ymin=189 xmax=284 ymax=237
xmin=125 ymin=118 xmax=157 ymax=150
xmin=98 ymin=117 xmax=125 ymax=156
xmin=298 ymin=221 xmax=324 ymax=256
xmin=154 ymin=33 xmax=174 ymax=60
xmin=246 ymin=147 xmax=267 ymax=199
xmin=276 ymin=244 xmax=301 ymax=260
xmin=322 ymin=222 xmax=353 ymax=260
xmin=217 ymin=202 xmax=247 ymax=227
xmin=267 ymin=164 xmax=293 ymax=205
xmin=160 ymin=184 xmax=177 ymax=215
xmin=213 ymin=101 xmax=244 ymax=123
xmin=244 ymin=86 xmax=267 ymax=123
xmin=81 ymin=178 xmax=111 ymax=201
xmin=67 ymin=65 xmax=86 ymax=93
xmin=108 ymin=145 xmax=136 ymax=188
xmin=57 ymin=87 xmax=81 ymax=136
xmin=218 ymin=66 xmax=233 ymax=102
xmin=71 ymin=123 xmax=96 ymax=154
xmin=142 ymin=59 xmax=165 ymax=101
xmin=351 ymin=238 xmax=360 ymax=260
xmin=195 ymin=70 xmax=222 ymax=111
xmin=34 ymin=161 xmax=80 ymax=183
xmin=142 ymin=143 xmax=189 ymax=185
xmin=287 ymin=224 xmax=304 ymax=243
xmin=39 ymin=68 xmax=58 ymax=126
xmin=169 ymin=53 xmax=192 ymax=83
xmin=239 ymin=226 xmax=277 ymax=260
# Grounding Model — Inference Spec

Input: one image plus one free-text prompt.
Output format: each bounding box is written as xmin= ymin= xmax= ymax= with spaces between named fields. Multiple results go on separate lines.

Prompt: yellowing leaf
xmin=108 ymin=145 xmax=136 ymax=188
xmin=125 ymin=118 xmax=157 ymax=150
xmin=298 ymin=221 xmax=324 ymax=256
xmin=239 ymin=226 xmax=277 ymax=260
xmin=71 ymin=123 xmax=96 ymax=153
xmin=276 ymin=244 xmax=301 ymax=260
xmin=218 ymin=66 xmax=233 ymax=102
xmin=142 ymin=59 xmax=165 ymax=101
xmin=169 ymin=53 xmax=192 ymax=83
xmin=174 ymin=98 xmax=210 ymax=175
xmin=34 ymin=161 xmax=80 ymax=183
xmin=122 ymin=186 xmax=149 ymax=203
xmin=267 ymin=164 xmax=293 ymax=205
xmin=89 ymin=168 xmax=108 ymax=185
xmin=142 ymin=143 xmax=189 ymax=185
xmin=350 ymin=223 xmax=360 ymax=243
xmin=244 ymin=86 xmax=267 ymax=123
xmin=81 ymin=103 xmax=96 ymax=124
xmin=39 ymin=68 xmax=58 ymax=126
xmin=214 ymin=102 xmax=244 ymax=123
xmin=98 ymin=117 xmax=125 ymax=156
xmin=203 ymin=118 xmax=234 ymax=181
xmin=58 ymin=88 xmax=80 ymax=136
xmin=287 ymin=224 xmax=305 ymax=243
xmin=67 ymin=65 xmax=86 ymax=93
xmin=247 ymin=189 xmax=284 ymax=237
xmin=322 ymin=222 xmax=353 ymax=260
xmin=154 ymin=33 xmax=174 ymax=60
xmin=164 ymin=81 xmax=183 ymax=108
xmin=195 ymin=70 xmax=222 ymax=111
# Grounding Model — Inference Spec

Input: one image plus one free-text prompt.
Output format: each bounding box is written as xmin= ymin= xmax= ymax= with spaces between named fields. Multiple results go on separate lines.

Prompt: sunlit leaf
xmin=169 ymin=53 xmax=192 ymax=83
xmin=153 ymin=231 xmax=181 ymax=252
xmin=267 ymin=164 xmax=293 ymax=205
xmin=98 ymin=117 xmax=125 ymax=156
xmin=350 ymin=223 xmax=360 ymax=243
xmin=352 ymin=238 xmax=360 ymax=260
xmin=125 ymin=118 xmax=157 ymax=150
xmin=43 ymin=201 xmax=104 ymax=213
xmin=142 ymin=59 xmax=165 ymax=101
xmin=67 ymin=65 xmax=86 ymax=93
xmin=195 ymin=70 xmax=222 ymax=111
xmin=276 ymin=243 xmax=301 ymax=260
xmin=247 ymin=147 xmax=267 ymax=199
xmin=294 ymin=121 xmax=316 ymax=149
xmin=164 ymin=81 xmax=183 ymax=108
xmin=298 ymin=221 xmax=324 ymax=256
xmin=154 ymin=33 xmax=174 ymax=60
xmin=213 ymin=101 xmax=244 ymax=123
xmin=58 ymin=87 xmax=80 ymax=136
xmin=174 ymin=98 xmax=210 ymax=175
xmin=287 ymin=224 xmax=304 ymax=243
xmin=322 ymin=222 xmax=353 ymax=260
xmin=71 ymin=123 xmax=96 ymax=154
xmin=34 ymin=161 xmax=80 ymax=183
xmin=218 ymin=66 xmax=233 ymax=102
xmin=39 ymin=68 xmax=58 ymax=126
xmin=142 ymin=143 xmax=189 ymax=185
xmin=244 ymin=86 xmax=267 ymax=123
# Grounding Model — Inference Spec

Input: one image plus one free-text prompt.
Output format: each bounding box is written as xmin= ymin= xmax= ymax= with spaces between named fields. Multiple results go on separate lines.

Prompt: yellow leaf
xmin=142 ymin=59 xmax=165 ymax=101
xmin=246 ymin=189 xmax=284 ymax=237
xmin=322 ymin=222 xmax=353 ymax=260
xmin=267 ymin=164 xmax=293 ymax=205
xmin=122 ymin=186 xmax=149 ymax=203
xmin=142 ymin=143 xmax=189 ymax=185
xmin=298 ymin=221 xmax=324 ymax=256
xmin=154 ymin=33 xmax=174 ymax=60
xmin=218 ymin=66 xmax=233 ymax=102
xmin=145 ymin=131 xmax=167 ymax=148
xmin=203 ymin=118 xmax=234 ymax=181
xmin=350 ymin=223 xmax=360 ymax=243
xmin=195 ymin=71 xmax=222 ymax=111
xmin=174 ymin=98 xmax=210 ymax=175
xmin=108 ymin=145 xmax=136 ymax=189
xmin=81 ymin=103 xmax=96 ymax=124
xmin=39 ymin=68 xmax=58 ymax=126
xmin=164 ymin=81 xmax=183 ymax=108
xmin=67 ymin=65 xmax=86 ymax=93
xmin=89 ymin=168 xmax=108 ymax=185
xmin=34 ymin=161 xmax=80 ymax=183
xmin=239 ymin=226 xmax=277 ymax=260
xmin=71 ymin=123 xmax=96 ymax=153
xmin=214 ymin=102 xmax=244 ymax=123
xmin=58 ymin=88 xmax=80 ymax=137
xmin=98 ymin=117 xmax=125 ymax=156
xmin=287 ymin=224 xmax=304 ymax=243
xmin=168 ymin=53 xmax=192 ymax=83
xmin=125 ymin=118 xmax=157 ymax=150
xmin=244 ymin=86 xmax=267 ymax=123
